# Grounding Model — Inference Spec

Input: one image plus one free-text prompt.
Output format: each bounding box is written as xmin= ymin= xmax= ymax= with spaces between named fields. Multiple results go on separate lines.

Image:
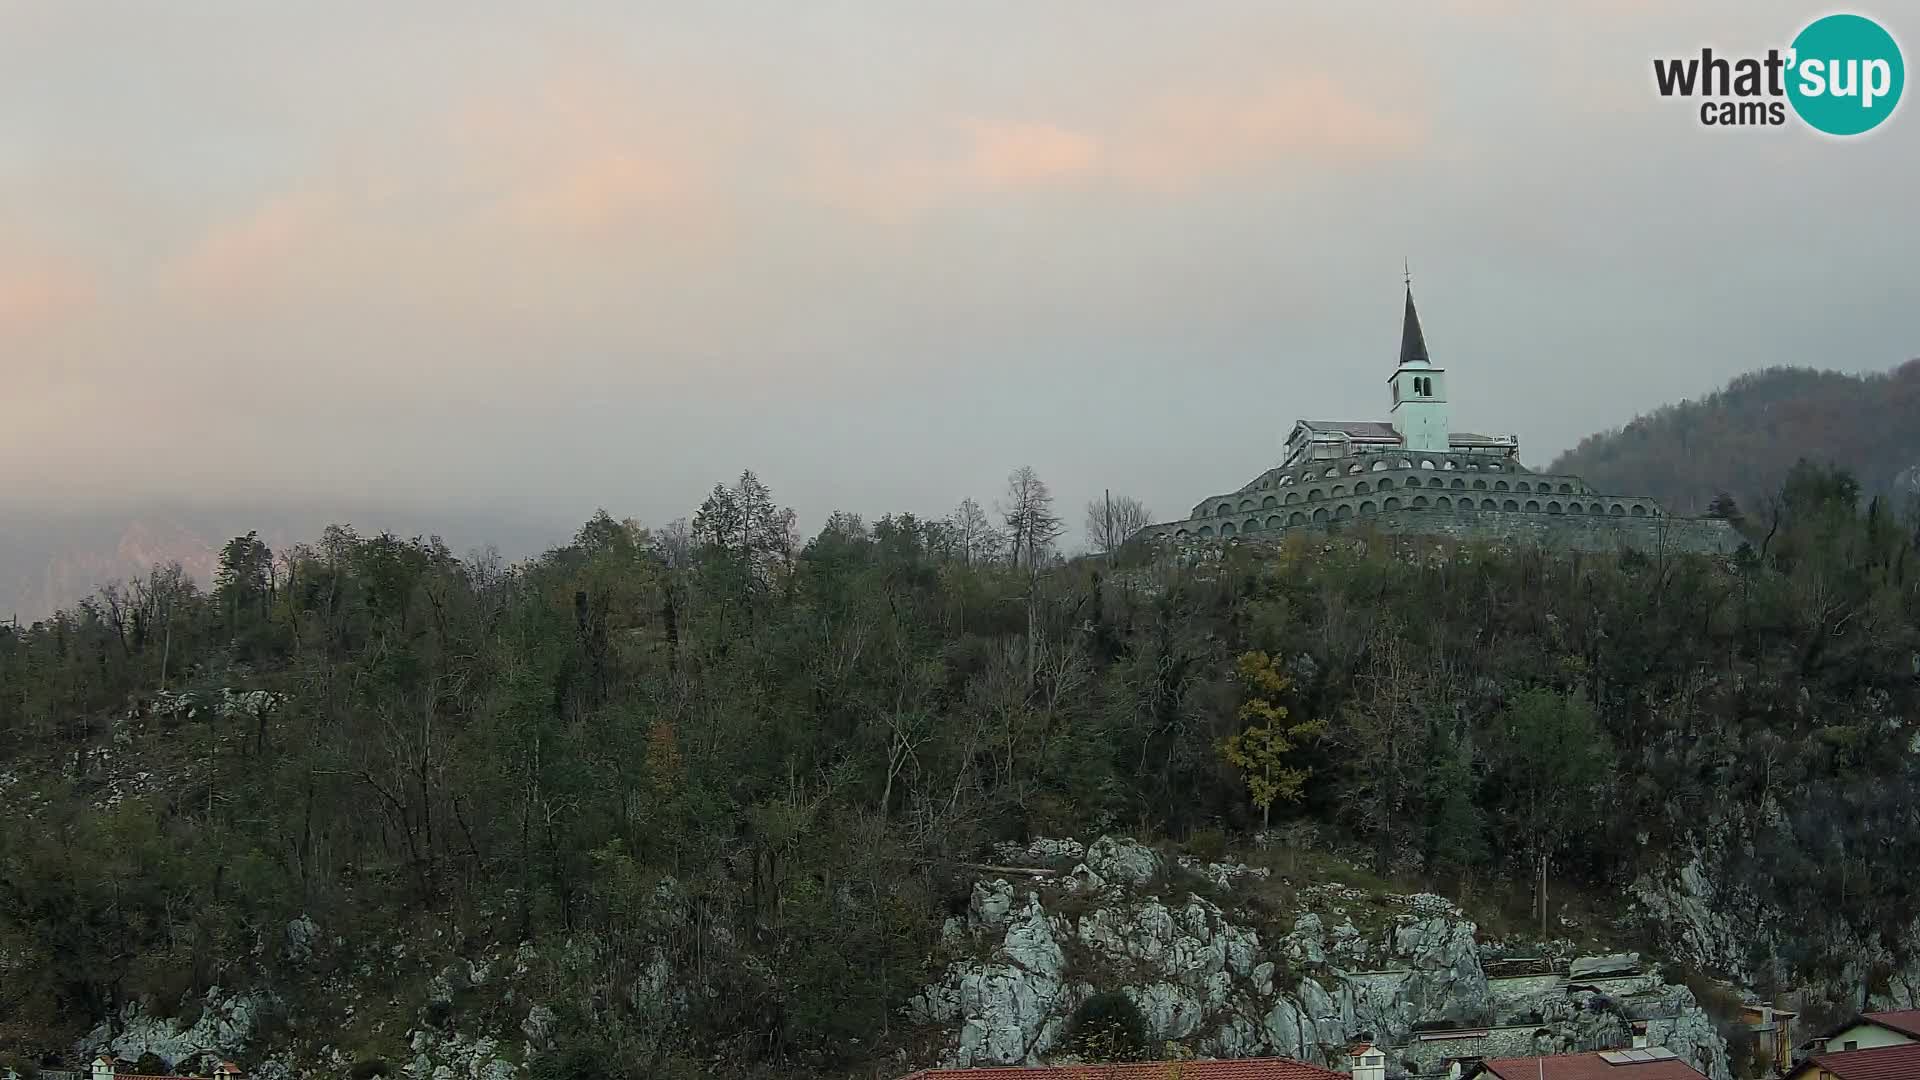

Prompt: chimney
xmin=1349 ymin=1043 xmax=1387 ymax=1080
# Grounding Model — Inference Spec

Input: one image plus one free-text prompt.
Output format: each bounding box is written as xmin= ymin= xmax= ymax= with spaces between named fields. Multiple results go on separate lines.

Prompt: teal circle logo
xmin=1787 ymin=14 xmax=1904 ymax=135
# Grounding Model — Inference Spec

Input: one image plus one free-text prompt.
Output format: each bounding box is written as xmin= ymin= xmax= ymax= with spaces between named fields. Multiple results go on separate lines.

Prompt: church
xmin=1130 ymin=286 xmax=1740 ymax=555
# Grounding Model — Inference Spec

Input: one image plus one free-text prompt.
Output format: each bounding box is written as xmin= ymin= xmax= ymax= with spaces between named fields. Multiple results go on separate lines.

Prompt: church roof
xmin=1294 ymin=421 xmax=1510 ymax=449
xmin=1298 ymin=420 xmax=1400 ymax=439
xmin=1400 ymin=285 xmax=1431 ymax=367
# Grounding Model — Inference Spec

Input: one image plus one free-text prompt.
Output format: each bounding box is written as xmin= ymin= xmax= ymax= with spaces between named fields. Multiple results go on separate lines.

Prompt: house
xmin=1799 ymin=1008 xmax=1920 ymax=1057
xmin=1464 ymin=1048 xmax=1708 ymax=1080
xmin=895 ymin=1056 xmax=1351 ymax=1080
xmin=1735 ymin=1002 xmax=1797 ymax=1069
xmin=1784 ymin=1041 xmax=1920 ymax=1079
xmin=51 ymin=1056 xmax=247 ymax=1080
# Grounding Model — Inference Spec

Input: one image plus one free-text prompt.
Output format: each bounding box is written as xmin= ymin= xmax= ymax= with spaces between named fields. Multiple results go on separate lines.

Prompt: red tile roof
xmin=1862 ymin=1008 xmax=1920 ymax=1038
xmin=1793 ymin=1042 xmax=1920 ymax=1079
xmin=1481 ymin=1052 xmax=1706 ymax=1080
xmin=896 ymin=1058 xmax=1346 ymax=1080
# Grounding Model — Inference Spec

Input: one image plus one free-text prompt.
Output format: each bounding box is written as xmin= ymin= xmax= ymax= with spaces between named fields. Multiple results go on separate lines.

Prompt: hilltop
xmin=1548 ymin=360 xmax=1920 ymax=515
xmin=2 ymin=465 xmax=1917 ymax=1079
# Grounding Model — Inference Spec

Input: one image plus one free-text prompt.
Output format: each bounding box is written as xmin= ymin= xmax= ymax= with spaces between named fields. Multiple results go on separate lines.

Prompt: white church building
xmin=1130 ymin=287 xmax=1738 ymax=555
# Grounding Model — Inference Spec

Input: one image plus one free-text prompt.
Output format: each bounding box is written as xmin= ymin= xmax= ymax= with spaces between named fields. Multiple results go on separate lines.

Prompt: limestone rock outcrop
xmin=910 ymin=835 xmax=1731 ymax=1080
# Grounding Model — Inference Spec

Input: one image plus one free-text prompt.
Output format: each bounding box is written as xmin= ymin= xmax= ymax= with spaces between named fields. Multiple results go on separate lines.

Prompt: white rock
xmin=522 ymin=1004 xmax=557 ymax=1045
xmin=285 ymin=915 xmax=320 ymax=964
xmin=970 ymin=879 xmax=1015 ymax=930
xmin=1083 ymin=836 xmax=1163 ymax=888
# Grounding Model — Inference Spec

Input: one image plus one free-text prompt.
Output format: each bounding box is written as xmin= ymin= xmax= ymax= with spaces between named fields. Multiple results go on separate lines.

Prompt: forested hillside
xmin=0 ymin=504 xmax=571 ymax=626
xmin=1 ymin=464 xmax=1918 ymax=1079
xmin=1549 ymin=360 xmax=1920 ymax=515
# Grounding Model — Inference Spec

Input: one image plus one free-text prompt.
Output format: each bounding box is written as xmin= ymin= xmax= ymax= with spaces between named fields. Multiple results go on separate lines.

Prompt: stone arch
xmin=1267 ymin=515 xmax=1284 ymax=529
xmin=1262 ymin=495 xmax=1278 ymax=509
xmin=1377 ymin=477 xmax=1394 ymax=490
xmin=1308 ymin=488 xmax=1324 ymax=501
xmin=1609 ymin=503 xmax=1625 ymax=516
xmin=1198 ymin=525 xmax=1214 ymax=537
xmin=1370 ymin=459 xmax=1389 ymax=472
xmin=1360 ymin=500 xmax=1377 ymax=515
xmin=1451 ymin=478 xmax=1466 ymax=490
xmin=1355 ymin=481 xmax=1371 ymax=495
xmin=1387 ymin=497 xmax=1404 ymax=510
xmin=1473 ymin=478 xmax=1488 ymax=490
xmin=1347 ymin=462 xmax=1364 ymax=475
xmin=1288 ymin=512 xmax=1306 ymax=526
xmin=1217 ymin=502 xmax=1232 ymax=516
xmin=1240 ymin=499 xmax=1255 ymax=511
xmin=1481 ymin=499 xmax=1498 ymax=510
xmin=1630 ymin=504 xmax=1647 ymax=517
xmin=1559 ymin=483 xmax=1573 ymax=493
xmin=1175 ymin=529 xmax=1190 ymax=539
xmin=1442 ymin=459 xmax=1458 ymax=470
xmin=1525 ymin=499 xmax=1541 ymax=512
xmin=1311 ymin=508 xmax=1329 ymax=523
xmin=1495 ymin=480 xmax=1510 ymax=492
xmin=1332 ymin=485 xmax=1347 ymax=497
xmin=1503 ymin=499 xmax=1519 ymax=511
xmin=1419 ymin=458 xmax=1437 ymax=470
xmin=1284 ymin=491 xmax=1300 ymax=505
xmin=1434 ymin=496 xmax=1450 ymax=509
xmin=1334 ymin=504 xmax=1353 ymax=520
xmin=1396 ymin=458 xmax=1413 ymax=469
xmin=1324 ymin=467 xmax=1339 ymax=479
xmin=1221 ymin=522 xmax=1236 ymax=536
xmin=1245 ymin=519 xmax=1261 ymax=533
xmin=1547 ymin=501 xmax=1563 ymax=514
xmin=1488 ymin=462 xmax=1505 ymax=472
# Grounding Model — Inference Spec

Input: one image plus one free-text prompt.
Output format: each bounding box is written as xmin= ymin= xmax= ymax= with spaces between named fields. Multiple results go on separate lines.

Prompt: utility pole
xmin=1104 ymin=488 xmax=1113 ymax=555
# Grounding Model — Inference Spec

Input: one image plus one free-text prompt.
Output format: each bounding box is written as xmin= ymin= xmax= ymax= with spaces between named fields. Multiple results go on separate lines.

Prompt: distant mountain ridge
xmin=1548 ymin=360 xmax=1920 ymax=516
xmin=0 ymin=503 xmax=575 ymax=623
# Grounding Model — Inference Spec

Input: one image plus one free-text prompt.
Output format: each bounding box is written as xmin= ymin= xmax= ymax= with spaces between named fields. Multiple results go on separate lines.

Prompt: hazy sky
xmin=3 ymin=1 xmax=1916 ymax=539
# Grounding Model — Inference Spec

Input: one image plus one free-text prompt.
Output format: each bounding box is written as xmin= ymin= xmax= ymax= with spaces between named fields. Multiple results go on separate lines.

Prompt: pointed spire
xmin=1399 ymin=284 xmax=1430 ymax=368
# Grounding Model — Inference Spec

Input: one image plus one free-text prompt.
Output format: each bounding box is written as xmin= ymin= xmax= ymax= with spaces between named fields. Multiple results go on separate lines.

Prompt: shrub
xmin=349 ymin=1060 xmax=390 ymax=1080
xmin=134 ymin=1054 xmax=169 ymax=1076
xmin=1067 ymin=991 xmax=1149 ymax=1061
xmin=1187 ymin=827 xmax=1229 ymax=863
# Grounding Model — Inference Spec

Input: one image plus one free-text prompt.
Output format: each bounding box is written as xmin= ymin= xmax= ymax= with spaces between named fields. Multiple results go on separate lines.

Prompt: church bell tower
xmin=1387 ymin=283 xmax=1449 ymax=453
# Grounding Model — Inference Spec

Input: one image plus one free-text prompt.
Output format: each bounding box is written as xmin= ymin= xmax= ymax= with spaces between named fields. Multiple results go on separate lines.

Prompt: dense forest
xmin=1550 ymin=360 xmax=1920 ymax=515
xmin=2 ymin=462 xmax=1918 ymax=1079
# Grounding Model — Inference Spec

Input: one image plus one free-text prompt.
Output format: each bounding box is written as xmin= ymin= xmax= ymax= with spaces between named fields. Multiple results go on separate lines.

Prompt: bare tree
xmin=946 ymin=498 xmax=1003 ymax=565
xmin=1084 ymin=492 xmax=1153 ymax=554
xmin=998 ymin=466 xmax=1063 ymax=571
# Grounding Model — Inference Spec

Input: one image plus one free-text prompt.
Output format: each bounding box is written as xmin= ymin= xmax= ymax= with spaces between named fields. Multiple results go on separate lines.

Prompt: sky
xmin=3 ymin=0 xmax=1916 ymax=543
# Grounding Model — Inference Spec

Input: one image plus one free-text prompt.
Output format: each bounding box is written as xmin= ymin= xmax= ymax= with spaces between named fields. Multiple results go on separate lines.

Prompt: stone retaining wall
xmin=1145 ymin=506 xmax=1741 ymax=557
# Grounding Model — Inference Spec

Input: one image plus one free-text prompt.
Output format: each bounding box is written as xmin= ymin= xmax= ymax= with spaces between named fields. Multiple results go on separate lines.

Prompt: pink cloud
xmin=0 ymin=261 xmax=92 ymax=338
xmin=806 ymin=70 xmax=1424 ymax=220
xmin=165 ymin=189 xmax=335 ymax=304
xmin=1109 ymin=73 xmax=1424 ymax=191
xmin=505 ymin=148 xmax=692 ymax=230
xmin=963 ymin=120 xmax=1102 ymax=187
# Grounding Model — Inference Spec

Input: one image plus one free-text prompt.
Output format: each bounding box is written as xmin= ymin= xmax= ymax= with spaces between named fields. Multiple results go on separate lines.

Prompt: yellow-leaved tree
xmin=1217 ymin=651 xmax=1328 ymax=828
